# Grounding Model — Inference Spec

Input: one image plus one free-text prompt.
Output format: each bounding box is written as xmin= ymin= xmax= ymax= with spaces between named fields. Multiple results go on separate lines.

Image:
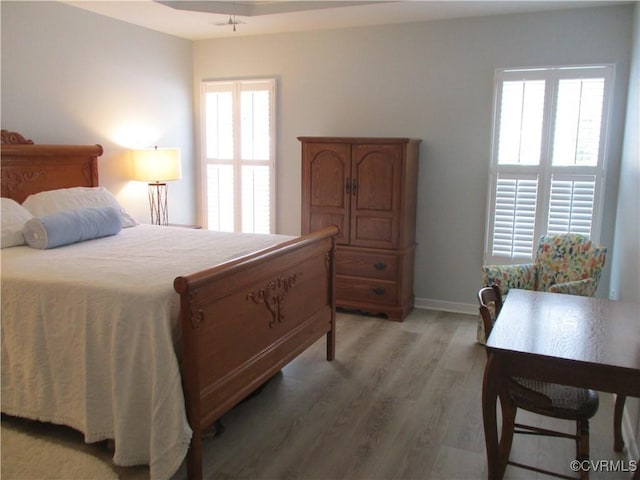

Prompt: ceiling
xmin=63 ymin=0 xmax=628 ymax=40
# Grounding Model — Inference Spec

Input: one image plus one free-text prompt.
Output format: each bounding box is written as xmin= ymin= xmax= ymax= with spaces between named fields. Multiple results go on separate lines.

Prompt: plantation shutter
xmin=547 ymin=175 xmax=596 ymax=236
xmin=492 ymin=175 xmax=539 ymax=259
xmin=484 ymin=65 xmax=611 ymax=264
xmin=202 ymin=79 xmax=275 ymax=234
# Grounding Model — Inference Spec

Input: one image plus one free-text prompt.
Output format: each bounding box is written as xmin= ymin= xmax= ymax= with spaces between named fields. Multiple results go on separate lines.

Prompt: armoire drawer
xmin=336 ymin=276 xmax=398 ymax=305
xmin=335 ymin=250 xmax=398 ymax=281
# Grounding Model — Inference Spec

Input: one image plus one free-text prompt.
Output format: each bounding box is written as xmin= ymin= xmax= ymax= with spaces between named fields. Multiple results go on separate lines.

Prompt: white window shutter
xmin=202 ymin=79 xmax=276 ymax=234
xmin=552 ymin=78 xmax=605 ymax=167
xmin=241 ymin=165 xmax=271 ymax=233
xmin=497 ymin=80 xmax=545 ymax=166
xmin=547 ymin=175 xmax=596 ymax=236
xmin=204 ymin=89 xmax=233 ymax=160
xmin=491 ymin=175 xmax=539 ymax=259
xmin=484 ymin=65 xmax=611 ymax=264
xmin=206 ymin=164 xmax=234 ymax=232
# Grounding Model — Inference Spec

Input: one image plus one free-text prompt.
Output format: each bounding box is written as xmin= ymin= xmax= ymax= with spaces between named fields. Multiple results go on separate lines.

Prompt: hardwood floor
xmin=1 ymin=309 xmax=632 ymax=479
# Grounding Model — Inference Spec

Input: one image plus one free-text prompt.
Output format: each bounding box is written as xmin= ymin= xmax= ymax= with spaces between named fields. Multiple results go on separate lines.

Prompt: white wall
xmin=611 ymin=7 xmax=640 ymax=305
xmin=1 ymin=1 xmax=195 ymax=225
xmin=193 ymin=5 xmax=634 ymax=309
xmin=610 ymin=1 xmax=640 ymax=461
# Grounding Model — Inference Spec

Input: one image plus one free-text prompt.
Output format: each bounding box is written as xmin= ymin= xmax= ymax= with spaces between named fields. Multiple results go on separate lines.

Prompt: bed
xmin=0 ymin=130 xmax=338 ymax=479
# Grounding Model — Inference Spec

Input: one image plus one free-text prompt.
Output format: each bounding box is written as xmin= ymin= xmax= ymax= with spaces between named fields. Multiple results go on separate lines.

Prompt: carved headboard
xmin=1 ymin=130 xmax=103 ymax=203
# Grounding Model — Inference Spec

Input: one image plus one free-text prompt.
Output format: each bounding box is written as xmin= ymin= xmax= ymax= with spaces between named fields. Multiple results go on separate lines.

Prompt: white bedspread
xmin=1 ymin=225 xmax=290 ymax=479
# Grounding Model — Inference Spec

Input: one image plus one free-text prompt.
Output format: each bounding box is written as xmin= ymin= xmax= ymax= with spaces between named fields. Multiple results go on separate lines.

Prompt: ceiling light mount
xmin=212 ymin=17 xmax=245 ymax=31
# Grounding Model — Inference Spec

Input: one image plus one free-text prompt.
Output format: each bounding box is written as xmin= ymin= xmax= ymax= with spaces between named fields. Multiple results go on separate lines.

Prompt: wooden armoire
xmin=299 ymin=137 xmax=420 ymax=321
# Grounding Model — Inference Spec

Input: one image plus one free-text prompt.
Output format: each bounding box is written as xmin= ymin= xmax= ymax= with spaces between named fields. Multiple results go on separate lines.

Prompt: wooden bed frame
xmin=0 ymin=130 xmax=338 ymax=479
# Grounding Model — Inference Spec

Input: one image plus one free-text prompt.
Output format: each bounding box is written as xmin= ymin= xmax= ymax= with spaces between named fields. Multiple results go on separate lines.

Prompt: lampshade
xmin=132 ymin=147 xmax=182 ymax=183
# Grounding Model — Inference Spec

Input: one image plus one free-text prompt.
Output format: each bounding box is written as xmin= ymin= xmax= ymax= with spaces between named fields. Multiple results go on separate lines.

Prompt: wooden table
xmin=482 ymin=289 xmax=640 ymax=479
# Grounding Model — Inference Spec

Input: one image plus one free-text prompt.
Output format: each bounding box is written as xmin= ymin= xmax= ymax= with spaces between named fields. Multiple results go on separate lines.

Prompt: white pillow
xmin=1 ymin=197 xmax=34 ymax=248
xmin=22 ymin=187 xmax=138 ymax=228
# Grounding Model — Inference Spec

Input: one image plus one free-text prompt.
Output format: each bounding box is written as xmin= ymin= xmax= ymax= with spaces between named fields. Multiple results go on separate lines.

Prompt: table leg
xmin=613 ymin=394 xmax=626 ymax=452
xmin=482 ymin=354 xmax=501 ymax=479
xmin=482 ymin=354 xmax=514 ymax=480
xmin=498 ymin=388 xmax=516 ymax=477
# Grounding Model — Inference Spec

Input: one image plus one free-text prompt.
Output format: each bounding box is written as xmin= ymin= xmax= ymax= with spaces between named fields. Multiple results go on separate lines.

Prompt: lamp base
xmin=148 ymin=182 xmax=168 ymax=226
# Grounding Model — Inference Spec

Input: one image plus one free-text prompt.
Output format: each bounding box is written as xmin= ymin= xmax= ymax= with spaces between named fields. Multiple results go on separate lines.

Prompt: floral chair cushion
xmin=535 ymin=233 xmax=607 ymax=293
xmin=481 ymin=263 xmax=535 ymax=297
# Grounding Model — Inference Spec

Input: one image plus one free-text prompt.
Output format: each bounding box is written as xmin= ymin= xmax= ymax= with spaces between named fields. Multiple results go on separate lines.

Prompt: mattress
xmin=1 ymin=224 xmax=290 ymax=479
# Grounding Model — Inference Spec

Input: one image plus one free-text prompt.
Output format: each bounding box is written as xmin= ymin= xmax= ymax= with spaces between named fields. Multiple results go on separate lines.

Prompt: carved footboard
xmin=174 ymin=226 xmax=338 ymax=479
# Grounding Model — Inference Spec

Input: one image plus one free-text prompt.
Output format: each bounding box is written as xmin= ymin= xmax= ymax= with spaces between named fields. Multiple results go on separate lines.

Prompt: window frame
xmin=200 ymin=78 xmax=276 ymax=233
xmin=484 ymin=64 xmax=614 ymax=265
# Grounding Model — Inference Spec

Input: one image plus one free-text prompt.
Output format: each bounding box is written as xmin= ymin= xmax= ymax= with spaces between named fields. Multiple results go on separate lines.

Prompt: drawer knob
xmin=372 ymin=286 xmax=386 ymax=296
xmin=373 ymin=262 xmax=387 ymax=271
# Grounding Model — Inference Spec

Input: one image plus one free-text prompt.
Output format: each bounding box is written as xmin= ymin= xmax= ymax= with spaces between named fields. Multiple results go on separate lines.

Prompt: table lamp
xmin=132 ymin=146 xmax=182 ymax=225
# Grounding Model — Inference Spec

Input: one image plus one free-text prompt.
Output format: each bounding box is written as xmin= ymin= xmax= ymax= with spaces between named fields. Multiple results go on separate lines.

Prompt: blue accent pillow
xmin=23 ymin=206 xmax=122 ymax=250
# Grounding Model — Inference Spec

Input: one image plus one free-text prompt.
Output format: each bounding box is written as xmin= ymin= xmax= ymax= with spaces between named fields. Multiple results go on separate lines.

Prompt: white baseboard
xmin=414 ymin=297 xmax=477 ymax=316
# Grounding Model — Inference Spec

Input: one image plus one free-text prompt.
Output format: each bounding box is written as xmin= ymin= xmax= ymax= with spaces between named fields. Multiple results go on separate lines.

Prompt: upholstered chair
xmin=477 ymin=233 xmax=607 ymax=344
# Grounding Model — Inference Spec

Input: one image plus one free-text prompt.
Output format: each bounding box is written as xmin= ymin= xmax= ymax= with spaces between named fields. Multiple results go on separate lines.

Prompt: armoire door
xmin=301 ymin=141 xmax=351 ymax=245
xmin=350 ymin=143 xmax=403 ymax=249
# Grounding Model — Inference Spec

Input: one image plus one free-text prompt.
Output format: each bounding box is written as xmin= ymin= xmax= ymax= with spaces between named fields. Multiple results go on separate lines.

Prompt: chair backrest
xmin=534 ymin=233 xmax=607 ymax=291
xmin=477 ymin=284 xmax=503 ymax=343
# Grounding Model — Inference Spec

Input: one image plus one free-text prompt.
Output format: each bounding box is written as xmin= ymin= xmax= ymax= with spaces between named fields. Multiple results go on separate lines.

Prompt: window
xmin=201 ymin=79 xmax=275 ymax=233
xmin=484 ymin=65 xmax=613 ymax=264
